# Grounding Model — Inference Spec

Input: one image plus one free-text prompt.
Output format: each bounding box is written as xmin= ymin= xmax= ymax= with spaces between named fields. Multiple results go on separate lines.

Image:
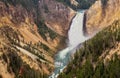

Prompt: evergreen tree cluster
xmin=59 ymin=20 xmax=120 ymax=78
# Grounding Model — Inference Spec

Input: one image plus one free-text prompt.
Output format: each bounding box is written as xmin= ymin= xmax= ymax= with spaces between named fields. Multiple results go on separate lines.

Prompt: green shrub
xmin=37 ymin=21 xmax=58 ymax=41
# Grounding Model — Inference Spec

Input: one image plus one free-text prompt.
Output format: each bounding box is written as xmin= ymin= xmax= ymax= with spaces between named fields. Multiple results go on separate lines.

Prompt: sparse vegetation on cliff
xmin=0 ymin=25 xmax=52 ymax=77
xmin=37 ymin=21 xmax=58 ymax=41
xmin=0 ymin=0 xmax=69 ymax=77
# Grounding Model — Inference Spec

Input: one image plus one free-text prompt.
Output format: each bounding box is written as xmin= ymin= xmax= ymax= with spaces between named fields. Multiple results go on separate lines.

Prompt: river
xmin=49 ymin=10 xmax=89 ymax=78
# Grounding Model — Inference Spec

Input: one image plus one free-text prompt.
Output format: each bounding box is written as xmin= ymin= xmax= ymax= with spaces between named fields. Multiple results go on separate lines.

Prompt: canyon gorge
xmin=0 ymin=0 xmax=120 ymax=78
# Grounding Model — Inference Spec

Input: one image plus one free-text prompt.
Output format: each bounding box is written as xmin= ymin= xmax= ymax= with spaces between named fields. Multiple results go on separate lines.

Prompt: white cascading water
xmin=49 ymin=10 xmax=89 ymax=78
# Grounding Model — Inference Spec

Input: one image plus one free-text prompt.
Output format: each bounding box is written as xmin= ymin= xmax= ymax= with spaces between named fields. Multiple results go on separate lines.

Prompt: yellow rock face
xmin=86 ymin=0 xmax=120 ymax=35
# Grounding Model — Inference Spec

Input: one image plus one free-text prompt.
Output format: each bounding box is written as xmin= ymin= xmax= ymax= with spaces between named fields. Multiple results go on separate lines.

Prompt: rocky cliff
xmin=0 ymin=0 xmax=75 ymax=77
xmin=86 ymin=0 xmax=120 ymax=35
xmin=38 ymin=0 xmax=75 ymax=36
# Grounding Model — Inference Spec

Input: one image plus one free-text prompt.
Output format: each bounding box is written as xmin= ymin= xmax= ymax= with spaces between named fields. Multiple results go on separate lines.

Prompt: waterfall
xmin=49 ymin=10 xmax=89 ymax=78
xmin=69 ymin=11 xmax=88 ymax=47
